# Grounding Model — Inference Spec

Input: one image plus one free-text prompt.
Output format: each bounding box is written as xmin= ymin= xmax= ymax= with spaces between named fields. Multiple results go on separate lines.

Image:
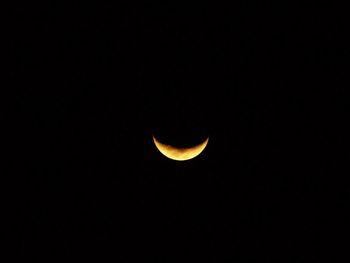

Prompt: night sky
xmin=5 ymin=2 xmax=348 ymax=262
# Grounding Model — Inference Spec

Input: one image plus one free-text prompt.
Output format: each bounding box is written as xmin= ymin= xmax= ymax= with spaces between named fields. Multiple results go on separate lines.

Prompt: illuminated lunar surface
xmin=152 ymin=135 xmax=209 ymax=161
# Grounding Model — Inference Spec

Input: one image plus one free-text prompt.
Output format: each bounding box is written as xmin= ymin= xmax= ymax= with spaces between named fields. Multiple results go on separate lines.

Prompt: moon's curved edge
xmin=152 ymin=135 xmax=209 ymax=161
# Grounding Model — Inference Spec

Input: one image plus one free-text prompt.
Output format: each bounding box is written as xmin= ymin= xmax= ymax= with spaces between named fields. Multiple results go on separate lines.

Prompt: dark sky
xmin=5 ymin=2 xmax=348 ymax=262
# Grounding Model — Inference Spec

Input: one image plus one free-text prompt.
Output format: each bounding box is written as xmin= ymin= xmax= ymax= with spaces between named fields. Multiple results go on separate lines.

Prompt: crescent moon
xmin=152 ymin=135 xmax=209 ymax=161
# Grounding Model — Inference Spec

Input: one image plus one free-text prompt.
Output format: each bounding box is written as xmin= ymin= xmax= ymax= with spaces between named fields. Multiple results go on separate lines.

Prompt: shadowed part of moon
xmin=152 ymin=135 xmax=209 ymax=161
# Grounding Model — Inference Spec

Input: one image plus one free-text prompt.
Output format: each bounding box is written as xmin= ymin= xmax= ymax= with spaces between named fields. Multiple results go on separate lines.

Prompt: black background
xmin=5 ymin=1 xmax=348 ymax=262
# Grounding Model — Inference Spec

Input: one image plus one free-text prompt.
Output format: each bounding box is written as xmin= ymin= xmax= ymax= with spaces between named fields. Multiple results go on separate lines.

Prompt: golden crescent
xmin=152 ymin=135 xmax=209 ymax=161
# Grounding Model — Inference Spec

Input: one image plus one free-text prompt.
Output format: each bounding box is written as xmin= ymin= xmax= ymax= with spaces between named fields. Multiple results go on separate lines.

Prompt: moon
xmin=152 ymin=135 xmax=209 ymax=161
